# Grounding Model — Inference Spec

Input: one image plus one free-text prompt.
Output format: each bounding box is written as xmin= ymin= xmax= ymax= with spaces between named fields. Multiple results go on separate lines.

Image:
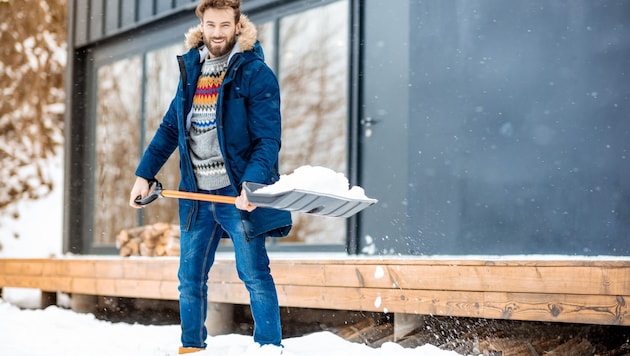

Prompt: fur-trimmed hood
xmin=184 ymin=14 xmax=257 ymax=51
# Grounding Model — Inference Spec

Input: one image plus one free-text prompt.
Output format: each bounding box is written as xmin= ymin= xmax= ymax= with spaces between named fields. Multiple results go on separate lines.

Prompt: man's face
xmin=201 ymin=7 xmax=240 ymax=58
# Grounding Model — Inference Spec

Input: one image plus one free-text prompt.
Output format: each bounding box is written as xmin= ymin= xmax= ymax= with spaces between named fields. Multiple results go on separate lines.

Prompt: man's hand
xmin=235 ymin=188 xmax=256 ymax=212
xmin=129 ymin=177 xmax=150 ymax=209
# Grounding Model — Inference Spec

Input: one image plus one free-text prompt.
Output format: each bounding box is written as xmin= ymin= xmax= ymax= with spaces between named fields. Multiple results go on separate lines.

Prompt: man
xmin=128 ymin=0 xmax=291 ymax=353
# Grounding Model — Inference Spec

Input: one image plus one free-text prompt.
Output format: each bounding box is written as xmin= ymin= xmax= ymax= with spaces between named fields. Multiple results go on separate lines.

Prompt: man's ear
xmin=236 ymin=22 xmax=242 ymax=36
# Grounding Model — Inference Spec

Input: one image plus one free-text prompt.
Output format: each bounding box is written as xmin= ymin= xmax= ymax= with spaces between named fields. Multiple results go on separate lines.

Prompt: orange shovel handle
xmin=161 ymin=189 xmax=237 ymax=204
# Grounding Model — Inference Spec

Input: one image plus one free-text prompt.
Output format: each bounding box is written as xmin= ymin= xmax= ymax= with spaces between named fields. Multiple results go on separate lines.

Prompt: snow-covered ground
xmin=0 ymin=154 xmax=462 ymax=356
xmin=0 ymin=299 xmax=461 ymax=356
xmin=0 ymin=153 xmax=64 ymax=260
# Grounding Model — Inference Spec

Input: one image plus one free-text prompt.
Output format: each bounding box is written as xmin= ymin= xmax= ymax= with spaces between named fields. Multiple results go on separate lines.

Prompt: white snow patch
xmin=362 ymin=234 xmax=376 ymax=255
xmin=0 ymin=153 xmax=63 ymax=258
xmin=374 ymin=266 xmax=385 ymax=279
xmin=255 ymin=165 xmax=372 ymax=200
xmin=374 ymin=295 xmax=382 ymax=309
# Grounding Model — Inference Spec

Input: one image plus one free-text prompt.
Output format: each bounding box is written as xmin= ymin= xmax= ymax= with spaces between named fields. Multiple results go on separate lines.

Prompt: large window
xmin=259 ymin=0 xmax=350 ymax=246
xmin=94 ymin=56 xmax=142 ymax=245
xmin=93 ymin=44 xmax=183 ymax=247
xmin=88 ymin=0 xmax=350 ymax=250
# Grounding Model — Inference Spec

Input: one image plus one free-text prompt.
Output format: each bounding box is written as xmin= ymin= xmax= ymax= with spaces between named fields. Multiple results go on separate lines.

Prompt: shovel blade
xmin=243 ymin=182 xmax=377 ymax=218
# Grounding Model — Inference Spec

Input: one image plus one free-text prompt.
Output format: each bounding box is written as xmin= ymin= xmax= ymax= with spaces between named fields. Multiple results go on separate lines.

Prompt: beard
xmin=205 ymin=33 xmax=238 ymax=58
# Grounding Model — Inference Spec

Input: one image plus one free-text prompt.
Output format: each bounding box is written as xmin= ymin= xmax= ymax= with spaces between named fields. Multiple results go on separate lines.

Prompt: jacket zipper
xmin=178 ymin=55 xmax=197 ymax=231
xmin=220 ymin=54 xmax=252 ymax=242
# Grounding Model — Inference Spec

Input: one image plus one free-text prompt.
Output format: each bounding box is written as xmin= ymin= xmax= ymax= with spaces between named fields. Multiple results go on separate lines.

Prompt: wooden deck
xmin=1 ymin=255 xmax=629 ymax=326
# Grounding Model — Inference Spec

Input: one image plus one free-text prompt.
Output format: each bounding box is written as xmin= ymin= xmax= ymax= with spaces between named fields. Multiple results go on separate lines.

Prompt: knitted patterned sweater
xmin=188 ymin=53 xmax=230 ymax=190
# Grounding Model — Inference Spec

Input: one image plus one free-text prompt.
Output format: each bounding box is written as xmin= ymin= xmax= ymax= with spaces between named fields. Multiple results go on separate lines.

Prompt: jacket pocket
xmin=223 ymin=97 xmax=248 ymax=143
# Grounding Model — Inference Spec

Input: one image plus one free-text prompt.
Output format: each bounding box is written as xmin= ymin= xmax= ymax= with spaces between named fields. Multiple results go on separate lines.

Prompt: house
xmin=3 ymin=0 xmax=629 ymax=343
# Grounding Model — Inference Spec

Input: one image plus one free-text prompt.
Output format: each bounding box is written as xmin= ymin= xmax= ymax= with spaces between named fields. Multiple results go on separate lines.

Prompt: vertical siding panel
xmin=137 ymin=0 xmax=154 ymax=22
xmin=155 ymin=0 xmax=174 ymax=15
xmin=105 ymin=0 xmax=121 ymax=35
xmin=74 ymin=0 xmax=90 ymax=46
xmin=175 ymin=0 xmax=195 ymax=9
xmin=89 ymin=0 xmax=105 ymax=42
xmin=120 ymin=0 xmax=137 ymax=28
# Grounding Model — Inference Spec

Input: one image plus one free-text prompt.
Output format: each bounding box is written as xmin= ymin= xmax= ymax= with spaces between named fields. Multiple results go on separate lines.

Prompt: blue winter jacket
xmin=135 ymin=17 xmax=292 ymax=239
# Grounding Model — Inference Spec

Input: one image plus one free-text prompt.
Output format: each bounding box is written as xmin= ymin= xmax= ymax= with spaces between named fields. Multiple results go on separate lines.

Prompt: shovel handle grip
xmin=134 ymin=179 xmax=162 ymax=206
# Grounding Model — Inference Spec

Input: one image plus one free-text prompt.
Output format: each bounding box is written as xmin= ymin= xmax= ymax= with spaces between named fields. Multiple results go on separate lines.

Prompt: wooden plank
xmin=65 ymin=260 xmax=98 ymax=278
xmin=206 ymin=282 xmax=630 ymax=326
xmin=2 ymin=258 xmax=630 ymax=297
xmin=482 ymin=292 xmax=629 ymax=326
xmin=0 ymin=275 xmax=49 ymax=290
xmin=288 ymin=258 xmax=630 ymax=268
xmin=117 ymin=259 xmax=178 ymax=281
xmin=4 ymin=257 xmax=630 ymax=298
xmin=71 ymin=277 xmax=97 ymax=294
xmin=103 ymin=279 xmax=162 ymax=299
xmin=95 ymin=260 xmax=124 ymax=278
xmin=266 ymin=262 xmax=630 ymax=296
xmin=2 ymin=257 xmax=630 ymax=327
xmin=2 ymin=260 xmax=45 ymax=276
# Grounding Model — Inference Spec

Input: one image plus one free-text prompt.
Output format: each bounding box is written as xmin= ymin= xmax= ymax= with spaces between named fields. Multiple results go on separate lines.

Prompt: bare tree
xmin=0 ymin=0 xmax=66 ymax=213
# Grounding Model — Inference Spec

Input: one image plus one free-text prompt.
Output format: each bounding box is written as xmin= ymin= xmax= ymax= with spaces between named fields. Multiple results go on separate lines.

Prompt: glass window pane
xmin=256 ymin=21 xmax=276 ymax=70
xmin=94 ymin=56 xmax=142 ymax=245
xmin=278 ymin=0 xmax=349 ymax=245
xmin=142 ymin=43 xmax=185 ymax=226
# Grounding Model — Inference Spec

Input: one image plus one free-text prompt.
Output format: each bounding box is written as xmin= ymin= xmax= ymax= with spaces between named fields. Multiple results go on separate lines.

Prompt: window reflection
xmin=277 ymin=0 xmax=349 ymax=245
xmin=94 ymin=56 xmax=142 ymax=245
xmin=93 ymin=44 xmax=184 ymax=246
xmin=142 ymin=43 xmax=184 ymax=227
xmin=256 ymin=22 xmax=275 ymax=70
xmin=91 ymin=1 xmax=350 ymax=248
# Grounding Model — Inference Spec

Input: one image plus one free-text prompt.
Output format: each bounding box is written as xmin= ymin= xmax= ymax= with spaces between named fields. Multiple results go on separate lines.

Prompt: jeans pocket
xmin=178 ymin=199 xmax=194 ymax=232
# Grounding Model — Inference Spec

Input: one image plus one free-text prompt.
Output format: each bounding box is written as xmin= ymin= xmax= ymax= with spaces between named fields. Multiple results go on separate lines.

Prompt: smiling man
xmin=201 ymin=5 xmax=239 ymax=58
xmin=128 ymin=0 xmax=291 ymax=354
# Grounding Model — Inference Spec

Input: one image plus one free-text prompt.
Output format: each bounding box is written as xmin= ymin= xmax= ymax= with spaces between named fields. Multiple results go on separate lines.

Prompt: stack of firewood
xmin=116 ymin=222 xmax=180 ymax=257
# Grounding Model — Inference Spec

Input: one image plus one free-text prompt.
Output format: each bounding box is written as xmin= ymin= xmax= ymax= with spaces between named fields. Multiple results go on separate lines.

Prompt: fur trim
xmin=184 ymin=14 xmax=257 ymax=51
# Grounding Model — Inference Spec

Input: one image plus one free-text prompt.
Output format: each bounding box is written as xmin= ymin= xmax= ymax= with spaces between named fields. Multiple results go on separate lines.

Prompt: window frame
xmin=67 ymin=0 xmax=360 ymax=254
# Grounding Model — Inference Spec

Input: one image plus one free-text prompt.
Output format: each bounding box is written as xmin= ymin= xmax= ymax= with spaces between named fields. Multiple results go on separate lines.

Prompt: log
xmin=117 ymin=223 xmax=180 ymax=257
xmin=331 ymin=318 xmax=376 ymax=341
xmin=165 ymin=228 xmax=180 ymax=256
xmin=545 ymin=337 xmax=594 ymax=356
xmin=119 ymin=237 xmax=140 ymax=257
xmin=478 ymin=338 xmax=539 ymax=356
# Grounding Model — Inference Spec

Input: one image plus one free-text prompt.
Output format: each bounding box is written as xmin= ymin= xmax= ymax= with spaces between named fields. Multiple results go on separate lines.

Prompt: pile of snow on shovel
xmin=255 ymin=165 xmax=370 ymax=200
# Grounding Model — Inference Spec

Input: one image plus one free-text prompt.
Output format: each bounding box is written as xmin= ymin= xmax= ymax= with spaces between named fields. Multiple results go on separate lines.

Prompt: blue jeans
xmin=178 ymin=186 xmax=281 ymax=348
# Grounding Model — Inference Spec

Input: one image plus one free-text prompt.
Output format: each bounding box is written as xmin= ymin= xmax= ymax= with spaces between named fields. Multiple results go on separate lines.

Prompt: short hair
xmin=195 ymin=0 xmax=241 ymax=23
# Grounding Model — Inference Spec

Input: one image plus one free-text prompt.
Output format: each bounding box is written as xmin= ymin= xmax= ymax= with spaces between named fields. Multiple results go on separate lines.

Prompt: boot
xmin=178 ymin=346 xmax=205 ymax=354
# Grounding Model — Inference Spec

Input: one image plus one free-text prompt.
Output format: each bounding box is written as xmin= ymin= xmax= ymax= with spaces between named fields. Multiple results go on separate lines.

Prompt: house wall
xmin=359 ymin=0 xmax=630 ymax=255
xmin=65 ymin=0 xmax=630 ymax=256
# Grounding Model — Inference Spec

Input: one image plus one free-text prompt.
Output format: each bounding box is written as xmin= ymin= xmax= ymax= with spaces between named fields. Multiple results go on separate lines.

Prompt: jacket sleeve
xmin=239 ymin=64 xmax=283 ymax=186
xmin=134 ymin=86 xmax=180 ymax=180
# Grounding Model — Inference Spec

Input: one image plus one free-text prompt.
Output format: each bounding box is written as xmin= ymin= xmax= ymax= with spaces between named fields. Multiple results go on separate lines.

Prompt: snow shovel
xmin=134 ymin=179 xmax=377 ymax=218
